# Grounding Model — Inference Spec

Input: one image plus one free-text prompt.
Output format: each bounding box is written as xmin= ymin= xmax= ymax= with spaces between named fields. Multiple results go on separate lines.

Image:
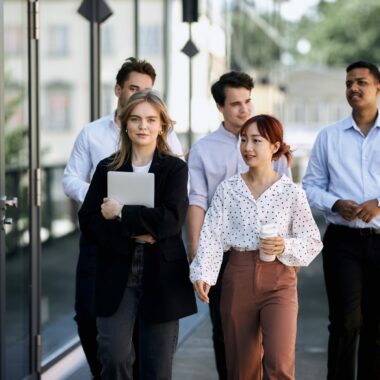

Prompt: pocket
xmin=255 ymin=260 xmax=296 ymax=293
xmin=275 ymin=263 xmax=297 ymax=289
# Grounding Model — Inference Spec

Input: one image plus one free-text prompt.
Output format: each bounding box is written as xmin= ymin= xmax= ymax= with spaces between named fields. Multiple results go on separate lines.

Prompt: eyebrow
xmin=129 ymin=114 xmax=158 ymax=118
xmin=230 ymin=97 xmax=251 ymax=104
xmin=242 ymin=133 xmax=262 ymax=137
xmin=346 ymin=77 xmax=367 ymax=83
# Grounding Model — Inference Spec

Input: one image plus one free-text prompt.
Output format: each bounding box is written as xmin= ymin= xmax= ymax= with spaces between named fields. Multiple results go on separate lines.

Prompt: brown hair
xmin=110 ymin=89 xmax=174 ymax=170
xmin=241 ymin=114 xmax=292 ymax=165
xmin=116 ymin=57 xmax=156 ymax=87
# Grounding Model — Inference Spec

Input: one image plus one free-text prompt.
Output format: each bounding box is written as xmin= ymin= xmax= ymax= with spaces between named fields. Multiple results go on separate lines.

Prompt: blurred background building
xmin=1 ymin=0 xmax=379 ymax=379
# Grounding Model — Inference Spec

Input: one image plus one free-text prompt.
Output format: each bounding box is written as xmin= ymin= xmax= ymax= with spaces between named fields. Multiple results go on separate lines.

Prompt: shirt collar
xmin=234 ymin=173 xmax=290 ymax=201
xmin=217 ymin=122 xmax=240 ymax=141
xmin=108 ymin=111 xmax=119 ymax=130
xmin=345 ymin=109 xmax=380 ymax=131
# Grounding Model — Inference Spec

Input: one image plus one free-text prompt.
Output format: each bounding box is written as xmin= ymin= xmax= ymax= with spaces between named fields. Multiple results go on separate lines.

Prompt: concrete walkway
xmin=65 ymin=212 xmax=329 ymax=380
xmin=172 ymin=254 xmax=328 ymax=380
xmin=66 ymin=254 xmax=328 ymax=380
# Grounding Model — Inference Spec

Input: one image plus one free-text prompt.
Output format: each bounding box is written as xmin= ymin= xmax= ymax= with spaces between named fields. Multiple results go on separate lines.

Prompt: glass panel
xmin=39 ymin=0 xmax=89 ymax=362
xmin=139 ymin=0 xmax=164 ymax=91
xmin=101 ymin=0 xmax=135 ymax=115
xmin=3 ymin=0 xmax=31 ymax=379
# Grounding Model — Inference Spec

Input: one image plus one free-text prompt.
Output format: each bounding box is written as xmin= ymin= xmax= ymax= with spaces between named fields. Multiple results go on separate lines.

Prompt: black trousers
xmin=322 ymin=224 xmax=380 ymax=380
xmin=75 ymin=234 xmax=101 ymax=380
xmin=75 ymin=235 xmax=140 ymax=379
xmin=208 ymin=251 xmax=230 ymax=380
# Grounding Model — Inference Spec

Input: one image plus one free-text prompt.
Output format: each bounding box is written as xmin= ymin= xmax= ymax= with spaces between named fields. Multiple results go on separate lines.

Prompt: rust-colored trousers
xmin=220 ymin=250 xmax=298 ymax=380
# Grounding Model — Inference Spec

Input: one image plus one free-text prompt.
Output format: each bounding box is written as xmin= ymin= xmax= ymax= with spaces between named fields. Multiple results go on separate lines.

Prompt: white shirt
xmin=188 ymin=123 xmax=292 ymax=211
xmin=62 ymin=113 xmax=184 ymax=203
xmin=302 ymin=113 xmax=380 ymax=228
xmin=190 ymin=174 xmax=323 ymax=286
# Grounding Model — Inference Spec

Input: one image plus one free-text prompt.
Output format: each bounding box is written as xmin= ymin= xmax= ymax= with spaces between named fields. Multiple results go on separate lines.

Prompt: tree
xmin=291 ymin=0 xmax=380 ymax=66
xmin=230 ymin=3 xmax=287 ymax=72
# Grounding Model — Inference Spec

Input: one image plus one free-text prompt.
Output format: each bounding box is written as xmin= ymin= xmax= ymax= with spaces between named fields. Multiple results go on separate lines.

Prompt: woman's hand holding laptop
xmin=101 ymin=197 xmax=122 ymax=220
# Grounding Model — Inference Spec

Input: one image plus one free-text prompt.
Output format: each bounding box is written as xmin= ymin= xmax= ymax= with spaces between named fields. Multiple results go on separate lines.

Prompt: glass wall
xmin=39 ymin=0 xmax=90 ymax=363
xmin=101 ymin=0 xmax=135 ymax=115
xmin=3 ymin=1 xmax=31 ymax=378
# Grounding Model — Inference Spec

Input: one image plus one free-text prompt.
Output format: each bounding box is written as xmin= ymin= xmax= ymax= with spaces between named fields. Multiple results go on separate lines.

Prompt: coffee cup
xmin=259 ymin=223 xmax=278 ymax=262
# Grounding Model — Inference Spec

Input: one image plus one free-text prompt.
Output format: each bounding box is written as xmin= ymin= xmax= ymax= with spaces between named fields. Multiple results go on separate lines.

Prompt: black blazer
xmin=78 ymin=150 xmax=197 ymax=322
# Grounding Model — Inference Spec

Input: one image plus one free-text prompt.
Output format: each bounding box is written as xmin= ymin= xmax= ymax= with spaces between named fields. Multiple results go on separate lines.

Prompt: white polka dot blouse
xmin=190 ymin=174 xmax=323 ymax=286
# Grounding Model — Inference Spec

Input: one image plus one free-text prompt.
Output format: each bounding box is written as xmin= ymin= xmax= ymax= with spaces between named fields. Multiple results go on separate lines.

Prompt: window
xmin=139 ymin=25 xmax=162 ymax=55
xmin=47 ymin=25 xmax=69 ymax=56
xmin=5 ymin=25 xmax=24 ymax=55
xmin=102 ymin=84 xmax=115 ymax=115
xmin=44 ymin=85 xmax=71 ymax=130
xmin=102 ymin=25 xmax=114 ymax=56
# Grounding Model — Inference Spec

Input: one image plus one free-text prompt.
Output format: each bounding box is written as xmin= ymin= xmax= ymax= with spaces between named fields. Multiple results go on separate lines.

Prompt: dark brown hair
xmin=241 ymin=114 xmax=292 ymax=165
xmin=115 ymin=57 xmax=156 ymax=87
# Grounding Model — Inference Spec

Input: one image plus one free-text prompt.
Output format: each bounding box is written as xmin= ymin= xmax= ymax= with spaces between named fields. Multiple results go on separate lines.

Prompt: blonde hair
xmin=110 ymin=89 xmax=174 ymax=170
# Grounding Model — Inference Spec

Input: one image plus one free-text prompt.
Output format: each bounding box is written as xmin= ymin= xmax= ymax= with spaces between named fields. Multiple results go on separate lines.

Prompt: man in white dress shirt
xmin=62 ymin=57 xmax=183 ymax=379
xmin=187 ymin=71 xmax=291 ymax=380
xmin=303 ymin=61 xmax=380 ymax=380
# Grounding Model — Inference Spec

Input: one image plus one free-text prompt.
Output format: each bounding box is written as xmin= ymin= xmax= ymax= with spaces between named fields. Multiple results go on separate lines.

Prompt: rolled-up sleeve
xmin=62 ymin=127 xmax=92 ymax=204
xmin=188 ymin=145 xmax=208 ymax=211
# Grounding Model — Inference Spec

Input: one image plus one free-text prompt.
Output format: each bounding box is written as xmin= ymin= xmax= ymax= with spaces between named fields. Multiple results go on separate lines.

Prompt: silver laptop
xmin=107 ymin=171 xmax=154 ymax=207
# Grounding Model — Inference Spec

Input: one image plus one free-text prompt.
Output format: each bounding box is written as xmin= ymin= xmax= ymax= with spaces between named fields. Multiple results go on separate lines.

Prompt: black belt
xmin=329 ymin=224 xmax=380 ymax=236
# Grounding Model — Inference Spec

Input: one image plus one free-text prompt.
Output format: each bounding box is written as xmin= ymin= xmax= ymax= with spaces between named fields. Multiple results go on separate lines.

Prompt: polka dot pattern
xmin=190 ymin=174 xmax=323 ymax=285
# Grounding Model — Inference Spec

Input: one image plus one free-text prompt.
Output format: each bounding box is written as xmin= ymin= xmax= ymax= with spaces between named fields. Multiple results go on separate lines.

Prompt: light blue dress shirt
xmin=188 ymin=123 xmax=292 ymax=211
xmin=302 ymin=112 xmax=380 ymax=228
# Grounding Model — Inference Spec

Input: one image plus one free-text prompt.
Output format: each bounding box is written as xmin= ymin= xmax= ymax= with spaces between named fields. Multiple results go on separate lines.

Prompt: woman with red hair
xmin=190 ymin=114 xmax=322 ymax=379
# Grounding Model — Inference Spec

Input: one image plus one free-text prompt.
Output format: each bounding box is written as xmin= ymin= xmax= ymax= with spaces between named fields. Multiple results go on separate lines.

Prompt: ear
xmin=272 ymin=141 xmax=281 ymax=155
xmin=114 ymin=84 xmax=122 ymax=98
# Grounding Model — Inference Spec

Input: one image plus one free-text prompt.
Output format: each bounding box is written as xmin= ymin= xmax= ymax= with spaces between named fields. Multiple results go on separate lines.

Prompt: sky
xmin=253 ymin=0 xmax=320 ymax=21
xmin=280 ymin=0 xmax=320 ymax=21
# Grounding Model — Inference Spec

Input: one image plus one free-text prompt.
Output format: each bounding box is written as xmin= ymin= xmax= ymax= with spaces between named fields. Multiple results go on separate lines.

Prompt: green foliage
xmin=5 ymin=127 xmax=28 ymax=166
xmin=231 ymin=7 xmax=286 ymax=70
xmin=292 ymin=0 xmax=380 ymax=66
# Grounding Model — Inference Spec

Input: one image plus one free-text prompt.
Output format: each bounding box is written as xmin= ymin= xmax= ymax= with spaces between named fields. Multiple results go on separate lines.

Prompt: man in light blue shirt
xmin=303 ymin=61 xmax=380 ymax=380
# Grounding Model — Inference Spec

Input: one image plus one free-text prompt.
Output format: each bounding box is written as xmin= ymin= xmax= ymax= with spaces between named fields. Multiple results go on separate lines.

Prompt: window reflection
xmin=39 ymin=0 xmax=90 ymax=363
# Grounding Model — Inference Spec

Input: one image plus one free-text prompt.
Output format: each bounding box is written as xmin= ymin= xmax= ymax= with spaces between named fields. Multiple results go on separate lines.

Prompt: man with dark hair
xmin=187 ymin=71 xmax=291 ymax=379
xmin=303 ymin=60 xmax=380 ymax=380
xmin=63 ymin=57 xmax=182 ymax=379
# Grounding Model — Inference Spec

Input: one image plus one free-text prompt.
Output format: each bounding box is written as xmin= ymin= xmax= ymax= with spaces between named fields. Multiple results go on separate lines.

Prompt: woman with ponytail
xmin=190 ymin=114 xmax=322 ymax=380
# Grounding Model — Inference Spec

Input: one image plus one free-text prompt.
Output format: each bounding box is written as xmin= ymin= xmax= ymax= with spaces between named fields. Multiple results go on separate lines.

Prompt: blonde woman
xmin=79 ymin=90 xmax=197 ymax=380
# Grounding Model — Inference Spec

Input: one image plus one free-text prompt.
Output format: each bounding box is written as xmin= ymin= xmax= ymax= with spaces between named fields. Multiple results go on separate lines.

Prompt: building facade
xmin=0 ymin=1 xmax=229 ymax=379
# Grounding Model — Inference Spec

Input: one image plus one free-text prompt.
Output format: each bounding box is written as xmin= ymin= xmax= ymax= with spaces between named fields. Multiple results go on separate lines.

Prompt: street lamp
xmin=181 ymin=0 xmax=199 ymax=149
